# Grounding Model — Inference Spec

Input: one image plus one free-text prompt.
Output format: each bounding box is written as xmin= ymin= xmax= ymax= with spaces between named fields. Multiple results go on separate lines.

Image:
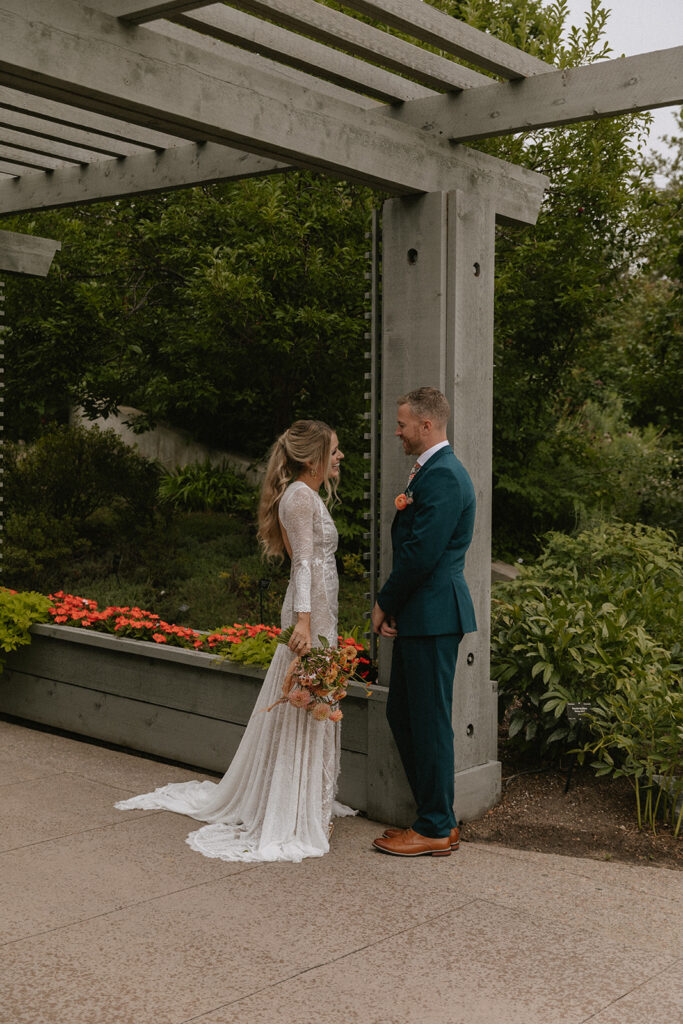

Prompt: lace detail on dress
xmin=114 ymin=480 xmax=353 ymax=862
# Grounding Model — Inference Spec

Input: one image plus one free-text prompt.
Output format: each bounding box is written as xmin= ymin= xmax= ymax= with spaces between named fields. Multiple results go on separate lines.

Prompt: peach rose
xmin=289 ymin=688 xmax=312 ymax=708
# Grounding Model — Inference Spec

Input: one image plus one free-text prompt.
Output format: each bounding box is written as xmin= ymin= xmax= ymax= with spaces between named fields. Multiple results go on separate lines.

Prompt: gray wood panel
xmin=0 ymin=672 xmax=369 ymax=808
xmin=446 ymin=188 xmax=497 ymax=772
xmin=3 ymin=632 xmax=369 ymax=753
xmin=0 ymin=672 xmax=254 ymax=774
xmin=383 ymin=46 xmax=683 ymax=141
xmin=0 ymin=228 xmax=60 ymax=276
xmin=337 ymin=749 xmax=367 ymax=811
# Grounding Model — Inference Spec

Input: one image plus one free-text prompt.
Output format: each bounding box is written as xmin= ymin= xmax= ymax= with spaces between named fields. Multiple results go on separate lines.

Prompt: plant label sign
xmin=566 ymin=702 xmax=592 ymax=723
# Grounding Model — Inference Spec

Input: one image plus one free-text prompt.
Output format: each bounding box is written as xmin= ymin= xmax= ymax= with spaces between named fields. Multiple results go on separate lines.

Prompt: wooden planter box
xmin=1 ymin=624 xmax=502 ymax=823
xmin=0 ymin=623 xmax=373 ymax=810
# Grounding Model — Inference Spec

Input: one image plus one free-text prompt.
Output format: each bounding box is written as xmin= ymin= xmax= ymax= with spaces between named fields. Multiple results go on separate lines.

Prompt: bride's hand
xmin=288 ymin=615 xmax=312 ymax=655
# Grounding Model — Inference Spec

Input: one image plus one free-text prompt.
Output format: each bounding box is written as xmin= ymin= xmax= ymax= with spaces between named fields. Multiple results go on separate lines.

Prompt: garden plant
xmin=492 ymin=520 xmax=682 ymax=832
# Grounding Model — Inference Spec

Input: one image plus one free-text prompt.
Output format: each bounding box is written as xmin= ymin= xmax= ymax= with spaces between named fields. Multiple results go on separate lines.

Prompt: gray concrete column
xmin=366 ymin=190 xmax=500 ymax=826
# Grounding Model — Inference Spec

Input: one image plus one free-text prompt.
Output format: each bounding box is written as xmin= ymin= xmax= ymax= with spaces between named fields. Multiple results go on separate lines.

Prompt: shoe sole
xmin=372 ymin=841 xmax=451 ymax=857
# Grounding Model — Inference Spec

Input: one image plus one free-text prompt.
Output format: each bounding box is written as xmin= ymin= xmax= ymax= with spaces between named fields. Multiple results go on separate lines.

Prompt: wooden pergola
xmin=1 ymin=1 xmax=680 ymax=822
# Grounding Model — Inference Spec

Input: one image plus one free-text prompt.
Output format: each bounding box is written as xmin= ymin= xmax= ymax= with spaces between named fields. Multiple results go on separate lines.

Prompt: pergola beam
xmin=0 ymin=142 xmax=287 ymax=213
xmin=381 ymin=46 xmax=683 ymax=141
xmin=0 ymin=228 xmax=60 ymax=276
xmin=0 ymin=1 xmax=547 ymax=223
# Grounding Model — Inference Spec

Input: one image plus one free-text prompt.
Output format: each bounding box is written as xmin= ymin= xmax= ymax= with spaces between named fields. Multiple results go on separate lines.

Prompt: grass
xmin=57 ymin=511 xmax=370 ymax=635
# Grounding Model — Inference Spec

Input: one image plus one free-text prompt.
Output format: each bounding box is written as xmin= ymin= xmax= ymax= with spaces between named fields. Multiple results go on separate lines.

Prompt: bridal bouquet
xmin=267 ymin=626 xmax=370 ymax=721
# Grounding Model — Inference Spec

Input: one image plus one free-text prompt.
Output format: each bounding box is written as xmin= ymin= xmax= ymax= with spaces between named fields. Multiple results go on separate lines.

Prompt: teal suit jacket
xmin=377 ymin=446 xmax=477 ymax=637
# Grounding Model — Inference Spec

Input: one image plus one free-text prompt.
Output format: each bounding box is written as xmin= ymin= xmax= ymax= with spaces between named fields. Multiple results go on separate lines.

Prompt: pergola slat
xmin=0 ymin=125 xmax=103 ymax=164
xmin=0 ymin=145 xmax=65 ymax=171
xmin=380 ymin=46 xmax=683 ymax=141
xmin=0 ymin=0 xmax=548 ymax=223
xmin=202 ymin=0 xmax=491 ymax=91
xmin=0 ymin=107 xmax=146 ymax=158
xmin=338 ymin=0 xmax=552 ymax=79
xmin=0 ymin=85 xmax=186 ymax=150
xmin=172 ymin=5 xmax=435 ymax=103
xmin=148 ymin=14 xmax=415 ymax=106
xmin=98 ymin=1 xmax=210 ymax=20
xmin=0 ymin=160 xmax=28 ymax=176
xmin=0 ymin=142 xmax=288 ymax=213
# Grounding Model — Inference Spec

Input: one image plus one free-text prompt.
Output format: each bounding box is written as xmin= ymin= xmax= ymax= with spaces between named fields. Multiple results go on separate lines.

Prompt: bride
xmin=115 ymin=420 xmax=356 ymax=862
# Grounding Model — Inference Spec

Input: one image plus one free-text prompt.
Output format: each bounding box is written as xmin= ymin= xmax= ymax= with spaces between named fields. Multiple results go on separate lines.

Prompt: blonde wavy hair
xmin=257 ymin=419 xmax=336 ymax=558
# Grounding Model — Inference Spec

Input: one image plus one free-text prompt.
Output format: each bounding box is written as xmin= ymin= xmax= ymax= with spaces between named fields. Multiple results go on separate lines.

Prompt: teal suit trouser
xmin=386 ymin=634 xmax=462 ymax=837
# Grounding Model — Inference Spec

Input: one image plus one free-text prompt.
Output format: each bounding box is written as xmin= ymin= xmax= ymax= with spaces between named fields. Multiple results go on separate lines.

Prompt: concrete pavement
xmin=1 ymin=718 xmax=681 ymax=1024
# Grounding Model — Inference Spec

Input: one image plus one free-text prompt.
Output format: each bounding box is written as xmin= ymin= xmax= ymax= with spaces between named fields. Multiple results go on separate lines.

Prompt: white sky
xmin=563 ymin=0 xmax=683 ymax=163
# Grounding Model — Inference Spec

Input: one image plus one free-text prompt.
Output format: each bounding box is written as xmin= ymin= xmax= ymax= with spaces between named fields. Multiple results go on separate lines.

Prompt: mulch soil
xmin=463 ymin=759 xmax=682 ymax=870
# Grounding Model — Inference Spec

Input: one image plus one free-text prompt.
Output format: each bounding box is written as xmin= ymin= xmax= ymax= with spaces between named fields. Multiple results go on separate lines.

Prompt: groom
xmin=371 ymin=386 xmax=477 ymax=857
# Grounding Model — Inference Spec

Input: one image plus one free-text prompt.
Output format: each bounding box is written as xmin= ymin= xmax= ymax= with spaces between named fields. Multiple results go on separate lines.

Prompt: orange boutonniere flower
xmin=394 ymin=489 xmax=414 ymax=510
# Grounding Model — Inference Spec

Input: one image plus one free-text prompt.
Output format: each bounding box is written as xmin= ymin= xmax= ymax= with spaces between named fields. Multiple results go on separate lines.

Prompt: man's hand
xmin=372 ymin=602 xmax=397 ymax=638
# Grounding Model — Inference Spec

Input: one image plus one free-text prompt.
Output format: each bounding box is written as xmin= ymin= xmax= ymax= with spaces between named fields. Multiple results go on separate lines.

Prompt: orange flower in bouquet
xmin=266 ymin=626 xmax=371 ymax=721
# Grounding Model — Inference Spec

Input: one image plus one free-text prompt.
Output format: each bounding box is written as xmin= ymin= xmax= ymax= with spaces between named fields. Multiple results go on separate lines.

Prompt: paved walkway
xmin=1 ymin=718 xmax=681 ymax=1024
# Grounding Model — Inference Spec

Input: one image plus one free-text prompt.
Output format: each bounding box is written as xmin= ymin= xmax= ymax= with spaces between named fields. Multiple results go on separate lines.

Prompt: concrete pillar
xmin=366 ymin=190 xmax=500 ymax=825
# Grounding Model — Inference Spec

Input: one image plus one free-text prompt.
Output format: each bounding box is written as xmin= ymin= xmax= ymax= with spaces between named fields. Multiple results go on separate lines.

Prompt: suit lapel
xmin=410 ymin=445 xmax=452 ymax=493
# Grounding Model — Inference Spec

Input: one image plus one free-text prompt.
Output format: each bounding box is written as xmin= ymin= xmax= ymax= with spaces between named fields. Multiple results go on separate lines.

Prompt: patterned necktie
xmin=408 ymin=461 xmax=421 ymax=485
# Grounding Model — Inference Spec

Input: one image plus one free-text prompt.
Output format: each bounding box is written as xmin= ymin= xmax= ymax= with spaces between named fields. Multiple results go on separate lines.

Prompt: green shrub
xmin=493 ymin=392 xmax=681 ymax=558
xmin=2 ymin=511 xmax=89 ymax=592
xmin=4 ymin=423 xmax=160 ymax=523
xmin=492 ymin=521 xmax=681 ymax=758
xmin=158 ymin=461 xmax=257 ymax=517
xmin=3 ymin=424 xmax=160 ymax=591
xmin=0 ymin=588 xmax=53 ymax=667
xmin=580 ymin=674 xmax=683 ymax=836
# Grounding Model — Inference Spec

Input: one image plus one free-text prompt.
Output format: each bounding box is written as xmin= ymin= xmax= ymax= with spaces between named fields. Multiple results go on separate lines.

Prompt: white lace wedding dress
xmin=115 ymin=480 xmax=355 ymax=862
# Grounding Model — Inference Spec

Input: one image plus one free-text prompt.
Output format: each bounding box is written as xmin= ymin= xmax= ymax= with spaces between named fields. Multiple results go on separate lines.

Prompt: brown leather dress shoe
xmin=372 ymin=828 xmax=451 ymax=857
xmin=382 ymin=826 xmax=460 ymax=850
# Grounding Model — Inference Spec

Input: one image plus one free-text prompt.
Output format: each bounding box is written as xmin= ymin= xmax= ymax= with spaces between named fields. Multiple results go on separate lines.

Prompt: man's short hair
xmin=398 ymin=386 xmax=450 ymax=427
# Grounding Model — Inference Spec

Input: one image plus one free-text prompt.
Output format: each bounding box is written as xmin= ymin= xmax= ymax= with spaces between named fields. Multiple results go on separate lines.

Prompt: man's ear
xmin=422 ymin=419 xmax=433 ymax=433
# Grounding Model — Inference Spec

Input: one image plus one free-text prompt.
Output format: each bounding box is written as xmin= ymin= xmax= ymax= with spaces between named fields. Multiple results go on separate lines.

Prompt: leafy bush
xmin=3 ymin=424 xmax=161 ymax=590
xmin=158 ymin=461 xmax=257 ymax=517
xmin=0 ymin=588 xmax=53 ymax=667
xmin=4 ymin=423 xmax=160 ymax=522
xmin=2 ymin=511 xmax=89 ymax=591
xmin=580 ymin=674 xmax=683 ymax=836
xmin=492 ymin=521 xmax=681 ymax=758
xmin=493 ymin=392 xmax=681 ymax=558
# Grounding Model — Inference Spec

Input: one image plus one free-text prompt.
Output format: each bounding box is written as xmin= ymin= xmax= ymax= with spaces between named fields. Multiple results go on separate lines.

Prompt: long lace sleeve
xmin=279 ymin=485 xmax=318 ymax=613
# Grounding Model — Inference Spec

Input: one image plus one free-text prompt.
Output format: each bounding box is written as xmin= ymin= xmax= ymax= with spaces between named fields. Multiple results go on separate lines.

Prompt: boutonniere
xmin=394 ymin=488 xmax=414 ymax=510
